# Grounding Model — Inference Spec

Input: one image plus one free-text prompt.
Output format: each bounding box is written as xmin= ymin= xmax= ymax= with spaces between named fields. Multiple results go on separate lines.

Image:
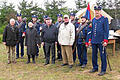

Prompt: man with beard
xmin=76 ymin=16 xmax=91 ymax=68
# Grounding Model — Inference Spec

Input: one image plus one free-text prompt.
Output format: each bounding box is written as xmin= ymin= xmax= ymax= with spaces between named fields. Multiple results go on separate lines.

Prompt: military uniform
xmin=32 ymin=15 xmax=41 ymax=57
xmin=89 ymin=6 xmax=109 ymax=74
xmin=16 ymin=13 xmax=26 ymax=59
xmin=76 ymin=21 xmax=91 ymax=67
xmin=55 ymin=14 xmax=63 ymax=60
xmin=70 ymin=13 xmax=77 ymax=63
xmin=42 ymin=15 xmax=48 ymax=58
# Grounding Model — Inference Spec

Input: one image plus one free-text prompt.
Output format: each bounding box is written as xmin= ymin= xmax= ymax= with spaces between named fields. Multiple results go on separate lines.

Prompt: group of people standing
xmin=2 ymin=6 xmax=109 ymax=76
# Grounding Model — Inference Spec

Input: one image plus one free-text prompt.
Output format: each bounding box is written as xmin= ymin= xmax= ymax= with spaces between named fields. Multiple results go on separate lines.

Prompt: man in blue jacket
xmin=89 ymin=6 xmax=109 ymax=76
xmin=69 ymin=12 xmax=78 ymax=63
xmin=41 ymin=15 xmax=48 ymax=59
xmin=16 ymin=13 xmax=26 ymax=59
xmin=32 ymin=15 xmax=41 ymax=58
xmin=76 ymin=16 xmax=91 ymax=68
xmin=55 ymin=14 xmax=63 ymax=61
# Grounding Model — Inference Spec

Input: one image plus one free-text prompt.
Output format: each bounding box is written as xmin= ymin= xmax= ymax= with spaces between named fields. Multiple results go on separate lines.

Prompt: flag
xmin=85 ymin=3 xmax=91 ymax=20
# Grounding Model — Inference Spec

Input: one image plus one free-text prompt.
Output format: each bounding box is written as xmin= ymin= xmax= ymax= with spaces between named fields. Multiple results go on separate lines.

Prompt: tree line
xmin=0 ymin=0 xmax=120 ymax=26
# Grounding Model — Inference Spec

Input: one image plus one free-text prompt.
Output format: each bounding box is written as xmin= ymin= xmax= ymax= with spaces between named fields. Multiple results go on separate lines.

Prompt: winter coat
xmin=58 ymin=22 xmax=75 ymax=45
xmin=25 ymin=27 xmax=40 ymax=55
xmin=41 ymin=24 xmax=58 ymax=43
xmin=3 ymin=24 xmax=19 ymax=46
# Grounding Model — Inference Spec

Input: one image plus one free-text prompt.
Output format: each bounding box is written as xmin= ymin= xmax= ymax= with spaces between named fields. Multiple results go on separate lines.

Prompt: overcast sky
xmin=0 ymin=0 xmax=97 ymax=11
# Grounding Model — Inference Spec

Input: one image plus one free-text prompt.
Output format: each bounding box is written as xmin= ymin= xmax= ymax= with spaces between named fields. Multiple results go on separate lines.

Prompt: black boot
xmin=32 ymin=55 xmax=35 ymax=64
xmin=44 ymin=60 xmax=49 ymax=66
xmin=98 ymin=72 xmax=106 ymax=76
xmin=89 ymin=69 xmax=98 ymax=73
xmin=26 ymin=55 xmax=30 ymax=64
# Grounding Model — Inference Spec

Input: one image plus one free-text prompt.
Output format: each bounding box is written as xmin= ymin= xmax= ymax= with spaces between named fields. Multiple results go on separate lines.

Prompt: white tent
xmin=76 ymin=4 xmax=113 ymax=24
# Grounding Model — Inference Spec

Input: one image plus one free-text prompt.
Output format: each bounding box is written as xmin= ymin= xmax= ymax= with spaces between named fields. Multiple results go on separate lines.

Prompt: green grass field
xmin=0 ymin=40 xmax=120 ymax=80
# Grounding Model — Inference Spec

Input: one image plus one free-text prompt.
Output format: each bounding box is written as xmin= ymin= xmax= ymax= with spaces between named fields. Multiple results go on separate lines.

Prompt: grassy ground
xmin=0 ymin=42 xmax=120 ymax=80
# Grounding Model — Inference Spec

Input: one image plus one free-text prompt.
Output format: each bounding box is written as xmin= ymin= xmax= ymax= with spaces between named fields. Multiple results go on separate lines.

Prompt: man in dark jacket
xmin=41 ymin=17 xmax=58 ymax=65
xmin=25 ymin=22 xmax=40 ymax=64
xmin=3 ymin=18 xmax=19 ymax=64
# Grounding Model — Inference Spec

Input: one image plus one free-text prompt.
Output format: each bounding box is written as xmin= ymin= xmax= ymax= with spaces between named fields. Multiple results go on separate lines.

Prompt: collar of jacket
xmin=81 ymin=22 xmax=86 ymax=25
xmin=45 ymin=24 xmax=53 ymax=28
xmin=64 ymin=22 xmax=69 ymax=25
xmin=29 ymin=27 xmax=33 ymax=29
xmin=8 ymin=24 xmax=16 ymax=28
xmin=95 ymin=15 xmax=102 ymax=20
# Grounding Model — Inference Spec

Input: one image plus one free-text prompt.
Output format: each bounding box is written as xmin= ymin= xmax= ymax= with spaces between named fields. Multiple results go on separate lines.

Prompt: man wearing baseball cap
xmin=58 ymin=14 xmax=75 ymax=68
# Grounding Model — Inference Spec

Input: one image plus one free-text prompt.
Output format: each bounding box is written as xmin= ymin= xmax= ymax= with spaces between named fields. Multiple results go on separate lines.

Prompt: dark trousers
xmin=27 ymin=54 xmax=35 ymax=62
xmin=77 ymin=44 xmax=87 ymax=65
xmin=45 ymin=42 xmax=55 ymax=63
xmin=16 ymin=39 xmax=24 ymax=58
xmin=57 ymin=42 xmax=62 ymax=59
xmin=72 ymin=45 xmax=76 ymax=63
xmin=43 ymin=45 xmax=46 ymax=58
xmin=92 ymin=44 xmax=107 ymax=72
xmin=36 ymin=46 xmax=39 ymax=56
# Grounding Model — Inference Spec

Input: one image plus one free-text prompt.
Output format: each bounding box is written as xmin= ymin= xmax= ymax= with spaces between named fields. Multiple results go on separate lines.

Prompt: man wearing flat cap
xmin=58 ymin=15 xmax=75 ymax=68
xmin=89 ymin=6 xmax=109 ymax=76
xmin=41 ymin=17 xmax=58 ymax=65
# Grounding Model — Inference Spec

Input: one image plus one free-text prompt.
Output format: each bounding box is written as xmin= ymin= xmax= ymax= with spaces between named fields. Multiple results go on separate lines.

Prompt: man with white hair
xmin=58 ymin=15 xmax=75 ymax=68
xmin=3 ymin=18 xmax=19 ymax=64
xmin=25 ymin=22 xmax=40 ymax=64
xmin=41 ymin=17 xmax=58 ymax=65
